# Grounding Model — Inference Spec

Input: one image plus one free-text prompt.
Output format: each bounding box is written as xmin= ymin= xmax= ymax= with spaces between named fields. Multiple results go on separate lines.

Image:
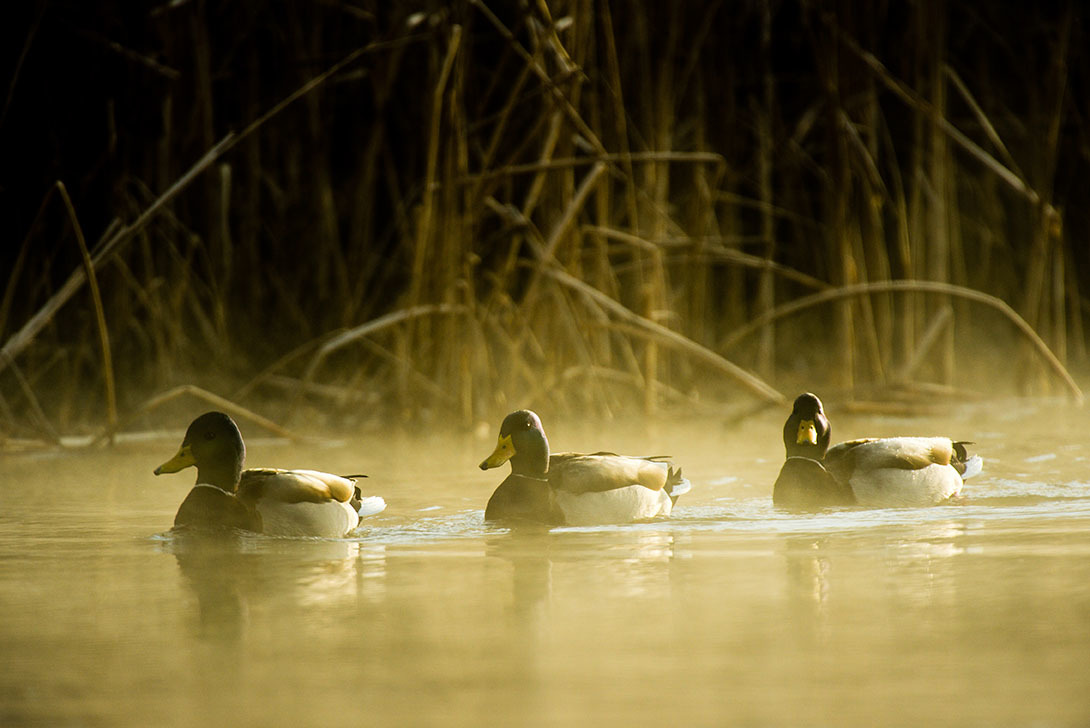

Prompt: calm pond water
xmin=2 ymin=399 xmax=1089 ymax=727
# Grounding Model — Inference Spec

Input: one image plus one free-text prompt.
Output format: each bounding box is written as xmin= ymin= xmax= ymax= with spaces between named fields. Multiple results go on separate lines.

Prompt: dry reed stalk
xmin=520 ymin=112 xmax=563 ymax=226
xmin=398 ymin=24 xmax=462 ymax=418
xmin=444 ymin=39 xmax=472 ymax=421
xmin=0 ymin=351 xmax=59 ymax=443
xmin=93 ymin=384 xmax=300 ymax=445
xmin=717 ymin=186 xmax=746 ymax=334
xmin=848 ymin=221 xmax=886 ymax=384
xmin=755 ymin=0 xmax=775 ymax=378
xmin=592 ymin=225 xmax=837 ymax=364
xmin=1064 ymin=247 xmax=1086 ymax=362
xmin=542 ymin=163 xmax=607 ymax=263
xmin=944 ymin=64 xmax=1024 ymax=181
xmin=842 ymin=400 xmax=946 ymax=417
xmin=584 ymin=41 xmax=619 ymax=375
xmin=925 ymin=3 xmax=954 ymax=386
xmin=532 ymin=0 xmax=576 ymax=74
xmin=1052 ymin=246 xmax=1067 ymax=365
xmin=231 ymin=337 xmax=328 ymax=403
xmin=839 ymin=98 xmax=892 ymax=379
xmin=905 ymin=22 xmax=927 ymax=373
xmin=542 ymin=266 xmax=785 ymax=404
xmin=237 ymin=375 xmax=374 ymax=406
xmin=887 ymin=125 xmax=917 ymax=373
xmin=292 ymin=304 xmax=467 ymax=418
xmin=517 ymin=162 xmax=607 ymax=314
xmin=896 ymin=306 xmax=953 ymax=381
xmin=408 ymin=24 xmax=462 ymax=312
xmin=685 ymin=78 xmax=716 ymax=349
xmin=0 ymin=388 xmax=15 ymax=432
xmin=547 ymin=285 xmax=609 ymax=414
xmin=522 ymin=222 xmax=648 ymax=404
xmin=58 ymin=182 xmax=117 ymax=431
xmin=862 ymin=180 xmax=893 ymax=378
xmin=473 ymin=64 xmax=535 ymax=208
xmin=478 ymin=307 xmax=545 ymax=404
xmin=1014 ymin=16 xmax=1069 ymax=390
xmin=720 ymin=280 xmax=1083 ymax=404
xmin=0 ymin=188 xmax=53 ymax=343
xmin=559 ymin=362 xmax=723 ymax=417
xmin=821 ymin=12 xmax=856 ymax=391
xmin=469 ymin=0 xmax=606 ymax=155
xmin=462 ymin=152 xmax=726 ymax=186
xmin=647 ymin=4 xmax=688 ymax=414
xmin=352 ymin=337 xmax=459 ymax=409
xmin=641 ymin=247 xmax=663 ymax=417
xmin=597 ymin=0 xmax=639 ymax=230
xmin=344 ymin=36 xmax=407 ymax=319
xmin=589 ymin=229 xmax=828 ymax=291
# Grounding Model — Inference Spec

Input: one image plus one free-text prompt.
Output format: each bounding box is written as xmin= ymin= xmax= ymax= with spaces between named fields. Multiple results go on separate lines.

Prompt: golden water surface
xmin=2 ymin=399 xmax=1089 ymax=726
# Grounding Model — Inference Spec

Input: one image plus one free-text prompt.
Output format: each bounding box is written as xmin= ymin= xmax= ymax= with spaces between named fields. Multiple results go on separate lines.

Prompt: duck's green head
xmin=784 ymin=393 xmax=831 ymax=460
xmin=154 ymin=411 xmax=246 ymax=490
xmin=479 ymin=409 xmax=550 ymax=476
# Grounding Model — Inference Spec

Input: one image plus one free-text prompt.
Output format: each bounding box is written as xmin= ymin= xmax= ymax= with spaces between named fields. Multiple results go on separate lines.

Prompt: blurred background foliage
xmin=0 ymin=0 xmax=1087 ymax=441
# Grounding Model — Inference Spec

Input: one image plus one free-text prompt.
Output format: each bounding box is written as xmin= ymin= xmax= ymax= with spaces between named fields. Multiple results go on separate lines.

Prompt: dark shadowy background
xmin=1 ymin=1 xmax=1087 ymax=439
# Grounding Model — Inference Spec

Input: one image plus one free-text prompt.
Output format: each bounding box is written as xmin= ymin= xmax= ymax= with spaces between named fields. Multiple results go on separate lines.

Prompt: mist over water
xmin=1 ymin=400 xmax=1088 ymax=726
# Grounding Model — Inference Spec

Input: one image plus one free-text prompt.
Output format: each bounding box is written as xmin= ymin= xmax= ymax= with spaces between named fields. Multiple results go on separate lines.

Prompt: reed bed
xmin=0 ymin=2 xmax=1086 ymax=444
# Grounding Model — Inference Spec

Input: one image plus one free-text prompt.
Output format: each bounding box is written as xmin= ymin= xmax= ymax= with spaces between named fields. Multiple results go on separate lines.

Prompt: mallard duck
xmin=773 ymin=393 xmax=982 ymax=508
xmin=154 ymin=411 xmax=384 ymax=537
xmin=478 ymin=409 xmax=691 ymax=526
xmin=773 ymin=393 xmax=855 ymax=508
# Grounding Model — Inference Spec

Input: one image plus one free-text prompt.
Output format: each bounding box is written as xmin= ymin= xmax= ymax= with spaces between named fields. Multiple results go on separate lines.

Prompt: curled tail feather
xmin=665 ymin=465 xmax=692 ymax=503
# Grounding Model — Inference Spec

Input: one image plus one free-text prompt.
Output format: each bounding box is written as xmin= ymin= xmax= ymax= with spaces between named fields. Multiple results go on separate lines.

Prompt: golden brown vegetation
xmin=0 ymin=2 xmax=1086 ymax=443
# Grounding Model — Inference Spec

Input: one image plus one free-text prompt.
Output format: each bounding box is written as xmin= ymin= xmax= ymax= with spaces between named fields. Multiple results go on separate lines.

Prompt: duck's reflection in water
xmin=486 ymin=526 xmax=679 ymax=629
xmin=485 ymin=526 xmax=554 ymax=628
xmin=169 ymin=530 xmax=386 ymax=642
xmin=781 ymin=519 xmax=972 ymax=643
xmin=350 ymin=543 xmax=388 ymax=604
xmin=783 ymin=537 xmax=833 ymax=643
xmin=481 ymin=525 xmax=679 ymax=721
xmin=881 ymin=520 xmax=968 ymax=619
xmin=611 ymin=530 xmax=678 ymax=599
xmin=171 ymin=531 xmax=256 ymax=642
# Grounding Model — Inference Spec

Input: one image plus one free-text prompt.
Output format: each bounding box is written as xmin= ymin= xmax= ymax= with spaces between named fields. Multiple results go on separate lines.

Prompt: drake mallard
xmin=773 ymin=393 xmax=982 ymax=508
xmin=479 ymin=410 xmax=691 ymax=526
xmin=154 ymin=411 xmax=384 ymax=537
xmin=773 ymin=393 xmax=856 ymax=508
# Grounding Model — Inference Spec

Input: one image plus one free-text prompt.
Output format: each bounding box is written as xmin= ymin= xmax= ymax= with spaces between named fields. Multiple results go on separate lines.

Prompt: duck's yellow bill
xmin=796 ymin=419 xmax=818 ymax=446
xmin=154 ymin=444 xmax=195 ymax=475
xmin=479 ymin=434 xmax=515 ymax=470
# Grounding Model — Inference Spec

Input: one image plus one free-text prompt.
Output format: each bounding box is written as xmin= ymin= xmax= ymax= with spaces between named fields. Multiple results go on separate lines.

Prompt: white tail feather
xmin=961 ymin=455 xmax=983 ymax=481
xmin=356 ymin=496 xmax=387 ymax=517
